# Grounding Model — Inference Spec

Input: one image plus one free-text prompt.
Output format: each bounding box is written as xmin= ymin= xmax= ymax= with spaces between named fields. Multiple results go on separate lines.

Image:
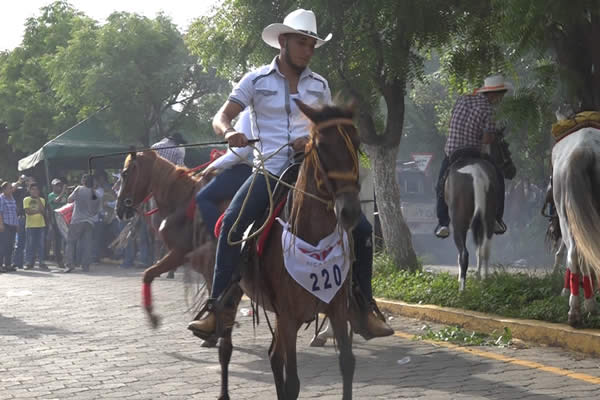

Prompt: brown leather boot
xmin=188 ymin=285 xmax=242 ymax=339
xmin=365 ymin=304 xmax=394 ymax=338
xmin=188 ymin=312 xmax=217 ymax=336
xmin=349 ymin=286 xmax=394 ymax=340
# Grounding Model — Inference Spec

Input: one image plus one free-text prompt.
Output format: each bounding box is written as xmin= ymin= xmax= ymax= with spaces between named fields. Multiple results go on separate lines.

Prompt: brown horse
xmin=239 ymin=100 xmax=361 ymax=400
xmin=116 ymin=151 xmax=222 ymax=327
xmin=118 ymin=100 xmax=361 ymax=399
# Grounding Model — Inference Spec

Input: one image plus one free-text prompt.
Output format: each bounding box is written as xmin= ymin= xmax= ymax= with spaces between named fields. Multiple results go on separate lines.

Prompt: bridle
xmin=305 ymin=118 xmax=360 ymax=200
xmin=119 ymin=153 xmax=145 ymax=214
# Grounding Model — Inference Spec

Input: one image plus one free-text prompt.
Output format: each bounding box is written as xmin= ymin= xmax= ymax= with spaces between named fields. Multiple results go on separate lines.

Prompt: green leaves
xmin=0 ymin=1 xmax=85 ymax=153
xmin=0 ymin=1 xmax=229 ymax=160
xmin=415 ymin=325 xmax=513 ymax=347
xmin=373 ymin=253 xmax=600 ymax=328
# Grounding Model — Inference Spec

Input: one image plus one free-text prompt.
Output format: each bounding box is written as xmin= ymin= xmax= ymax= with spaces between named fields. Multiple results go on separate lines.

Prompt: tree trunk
xmin=365 ymin=143 xmax=419 ymax=271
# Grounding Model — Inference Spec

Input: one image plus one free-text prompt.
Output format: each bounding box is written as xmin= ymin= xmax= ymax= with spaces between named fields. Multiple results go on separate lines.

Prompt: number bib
xmin=278 ymin=219 xmax=350 ymax=304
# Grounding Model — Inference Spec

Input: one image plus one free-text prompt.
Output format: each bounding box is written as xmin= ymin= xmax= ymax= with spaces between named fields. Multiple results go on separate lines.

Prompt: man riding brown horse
xmin=435 ymin=74 xmax=513 ymax=239
xmin=188 ymin=8 xmax=392 ymax=340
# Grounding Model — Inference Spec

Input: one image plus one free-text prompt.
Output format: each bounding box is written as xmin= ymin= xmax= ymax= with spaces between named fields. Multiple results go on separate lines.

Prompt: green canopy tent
xmin=18 ymin=113 xmax=216 ymax=188
xmin=18 ymin=114 xmax=140 ymax=173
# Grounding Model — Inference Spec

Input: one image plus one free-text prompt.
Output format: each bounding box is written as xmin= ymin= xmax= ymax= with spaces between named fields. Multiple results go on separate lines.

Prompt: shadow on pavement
xmin=0 ymin=314 xmax=79 ymax=338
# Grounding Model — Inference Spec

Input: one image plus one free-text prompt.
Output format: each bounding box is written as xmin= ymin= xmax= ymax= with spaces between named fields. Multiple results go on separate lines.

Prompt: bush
xmin=373 ymin=253 xmax=600 ymax=328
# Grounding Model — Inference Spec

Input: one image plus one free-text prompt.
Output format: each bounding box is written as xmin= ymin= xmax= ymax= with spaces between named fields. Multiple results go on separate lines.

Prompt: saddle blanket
xmin=278 ymin=219 xmax=350 ymax=304
xmin=551 ymin=111 xmax=600 ymax=142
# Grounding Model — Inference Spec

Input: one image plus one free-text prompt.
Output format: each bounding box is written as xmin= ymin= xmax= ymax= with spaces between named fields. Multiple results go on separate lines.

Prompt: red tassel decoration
xmin=570 ymin=272 xmax=580 ymax=296
xmin=142 ymin=283 xmax=152 ymax=309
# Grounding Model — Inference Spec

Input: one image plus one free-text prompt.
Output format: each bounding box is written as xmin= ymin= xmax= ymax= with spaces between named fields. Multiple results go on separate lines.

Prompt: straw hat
xmin=476 ymin=74 xmax=513 ymax=93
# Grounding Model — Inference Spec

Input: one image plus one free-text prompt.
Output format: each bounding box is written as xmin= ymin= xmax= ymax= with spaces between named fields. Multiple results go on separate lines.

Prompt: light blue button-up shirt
xmin=229 ymin=57 xmax=332 ymax=175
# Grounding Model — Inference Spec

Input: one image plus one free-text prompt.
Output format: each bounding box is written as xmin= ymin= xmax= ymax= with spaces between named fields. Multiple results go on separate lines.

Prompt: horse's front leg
xmin=330 ymin=299 xmax=355 ymax=400
xmin=217 ymin=329 xmax=233 ymax=400
xmin=282 ymin=319 xmax=301 ymax=400
xmin=269 ymin=322 xmax=286 ymax=399
xmin=142 ymin=249 xmax=185 ymax=328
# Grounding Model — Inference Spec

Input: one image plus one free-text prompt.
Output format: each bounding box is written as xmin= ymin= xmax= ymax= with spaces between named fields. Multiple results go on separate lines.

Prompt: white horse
xmin=552 ymin=124 xmax=600 ymax=325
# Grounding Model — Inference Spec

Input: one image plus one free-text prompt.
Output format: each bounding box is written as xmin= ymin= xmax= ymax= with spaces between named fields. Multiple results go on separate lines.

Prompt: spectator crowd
xmin=0 ymin=170 xmax=159 ymax=274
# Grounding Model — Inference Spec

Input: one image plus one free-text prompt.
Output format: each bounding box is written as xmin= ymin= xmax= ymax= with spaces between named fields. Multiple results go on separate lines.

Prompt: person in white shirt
xmin=188 ymin=9 xmax=392 ymax=339
xmin=150 ymin=132 xmax=187 ymax=166
xmin=195 ymin=109 xmax=253 ymax=232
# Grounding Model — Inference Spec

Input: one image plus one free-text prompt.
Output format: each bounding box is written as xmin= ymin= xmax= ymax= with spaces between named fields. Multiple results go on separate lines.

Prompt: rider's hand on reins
xmin=225 ymin=131 xmax=248 ymax=148
xmin=291 ymin=136 xmax=310 ymax=153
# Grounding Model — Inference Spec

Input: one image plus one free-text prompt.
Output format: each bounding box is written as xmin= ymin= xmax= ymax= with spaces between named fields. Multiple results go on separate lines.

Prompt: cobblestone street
xmin=1 ymin=265 xmax=600 ymax=399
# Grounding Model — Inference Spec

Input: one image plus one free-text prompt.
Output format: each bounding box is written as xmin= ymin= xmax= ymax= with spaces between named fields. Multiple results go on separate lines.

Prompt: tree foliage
xmin=0 ymin=1 xmax=89 ymax=153
xmin=51 ymin=12 xmax=226 ymax=146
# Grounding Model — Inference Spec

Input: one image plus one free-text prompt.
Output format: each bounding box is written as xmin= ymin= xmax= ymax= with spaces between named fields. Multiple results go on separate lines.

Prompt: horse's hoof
xmin=148 ymin=314 xmax=161 ymax=329
xmin=218 ymin=395 xmax=230 ymax=400
xmin=560 ymin=288 xmax=570 ymax=297
xmin=310 ymin=335 xmax=328 ymax=347
xmin=584 ymin=298 xmax=598 ymax=315
xmin=568 ymin=312 xmax=581 ymax=327
xmin=200 ymin=338 xmax=218 ymax=348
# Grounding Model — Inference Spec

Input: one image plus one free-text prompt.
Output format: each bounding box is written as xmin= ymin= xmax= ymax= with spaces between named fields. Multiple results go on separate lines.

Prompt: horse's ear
xmin=294 ymin=99 xmax=319 ymax=122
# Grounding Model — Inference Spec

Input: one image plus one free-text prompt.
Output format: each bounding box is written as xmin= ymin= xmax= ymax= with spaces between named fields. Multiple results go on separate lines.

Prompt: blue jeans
xmin=196 ymin=164 xmax=252 ymax=231
xmin=212 ymin=173 xmax=278 ymax=298
xmin=12 ymin=216 xmax=26 ymax=267
xmin=353 ymin=214 xmax=373 ymax=300
xmin=0 ymin=225 xmax=17 ymax=267
xmin=25 ymin=227 xmax=46 ymax=266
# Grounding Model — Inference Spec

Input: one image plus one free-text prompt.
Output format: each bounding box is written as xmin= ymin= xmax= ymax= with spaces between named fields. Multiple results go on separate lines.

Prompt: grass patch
xmin=415 ymin=325 xmax=513 ymax=347
xmin=373 ymin=253 xmax=600 ymax=329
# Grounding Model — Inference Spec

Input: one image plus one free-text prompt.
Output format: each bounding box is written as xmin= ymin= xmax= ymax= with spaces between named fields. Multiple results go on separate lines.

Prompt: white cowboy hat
xmin=262 ymin=9 xmax=332 ymax=49
xmin=476 ymin=74 xmax=513 ymax=93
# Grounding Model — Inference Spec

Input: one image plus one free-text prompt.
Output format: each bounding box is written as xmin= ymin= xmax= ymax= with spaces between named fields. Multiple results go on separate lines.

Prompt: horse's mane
xmin=142 ymin=151 xmax=199 ymax=211
xmin=290 ymin=104 xmax=357 ymax=232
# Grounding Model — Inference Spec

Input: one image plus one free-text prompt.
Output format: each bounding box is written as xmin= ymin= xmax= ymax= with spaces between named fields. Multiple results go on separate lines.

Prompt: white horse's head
xmin=554 ymin=103 xmax=578 ymax=121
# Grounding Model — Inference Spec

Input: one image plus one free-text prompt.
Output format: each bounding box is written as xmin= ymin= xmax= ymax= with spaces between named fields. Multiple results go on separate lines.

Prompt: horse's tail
xmin=564 ymin=147 xmax=600 ymax=277
xmin=458 ymin=163 xmax=492 ymax=246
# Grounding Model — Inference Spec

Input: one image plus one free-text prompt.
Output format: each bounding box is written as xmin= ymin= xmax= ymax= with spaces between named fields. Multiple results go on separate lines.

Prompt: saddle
xmin=552 ymin=111 xmax=600 ymax=143
xmin=437 ymin=148 xmax=496 ymax=199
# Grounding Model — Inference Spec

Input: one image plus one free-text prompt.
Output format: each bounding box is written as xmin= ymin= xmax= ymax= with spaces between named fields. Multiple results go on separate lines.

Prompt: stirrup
xmin=190 ymin=284 xmax=242 ymax=340
xmin=434 ymin=224 xmax=450 ymax=238
xmin=370 ymin=299 xmax=387 ymax=323
xmin=494 ymin=220 xmax=507 ymax=235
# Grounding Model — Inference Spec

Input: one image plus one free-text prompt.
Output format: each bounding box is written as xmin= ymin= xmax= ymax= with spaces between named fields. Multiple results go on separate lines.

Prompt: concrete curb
xmin=376 ymin=298 xmax=600 ymax=356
